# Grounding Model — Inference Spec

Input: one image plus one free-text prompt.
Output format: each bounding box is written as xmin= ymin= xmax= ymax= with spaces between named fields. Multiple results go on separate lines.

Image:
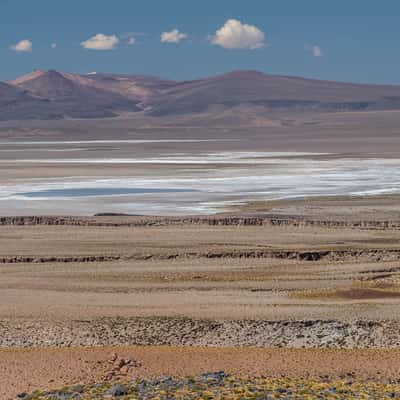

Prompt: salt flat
xmin=1 ymin=140 xmax=400 ymax=215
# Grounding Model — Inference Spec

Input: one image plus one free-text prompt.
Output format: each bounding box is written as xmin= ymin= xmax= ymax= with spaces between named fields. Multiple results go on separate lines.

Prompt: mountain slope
xmin=0 ymin=81 xmax=33 ymax=105
xmin=0 ymin=81 xmax=59 ymax=120
xmin=147 ymin=70 xmax=400 ymax=116
xmin=7 ymin=70 xmax=142 ymax=118
xmin=70 ymin=73 xmax=176 ymax=102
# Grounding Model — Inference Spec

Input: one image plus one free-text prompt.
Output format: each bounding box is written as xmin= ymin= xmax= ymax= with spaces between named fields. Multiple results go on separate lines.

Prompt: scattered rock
xmin=19 ymin=373 xmax=400 ymax=400
xmin=70 ymin=385 xmax=84 ymax=394
xmin=105 ymin=384 xmax=128 ymax=397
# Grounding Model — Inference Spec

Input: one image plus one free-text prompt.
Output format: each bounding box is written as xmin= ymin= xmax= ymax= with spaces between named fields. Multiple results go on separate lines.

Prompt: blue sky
xmin=2 ymin=0 xmax=400 ymax=83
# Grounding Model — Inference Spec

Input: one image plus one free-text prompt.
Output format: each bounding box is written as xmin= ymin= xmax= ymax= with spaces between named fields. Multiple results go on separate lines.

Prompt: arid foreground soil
xmin=4 ymin=197 xmax=400 ymax=398
xmin=3 ymin=347 xmax=400 ymax=399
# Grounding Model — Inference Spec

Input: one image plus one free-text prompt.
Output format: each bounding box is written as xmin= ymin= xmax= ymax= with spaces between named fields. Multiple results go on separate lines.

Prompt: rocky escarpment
xmin=2 ymin=248 xmax=400 ymax=264
xmin=1 ymin=215 xmax=400 ymax=230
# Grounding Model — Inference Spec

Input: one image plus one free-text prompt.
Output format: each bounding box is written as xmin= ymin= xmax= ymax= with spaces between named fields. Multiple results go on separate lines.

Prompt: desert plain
xmin=1 ymin=118 xmax=400 ymax=399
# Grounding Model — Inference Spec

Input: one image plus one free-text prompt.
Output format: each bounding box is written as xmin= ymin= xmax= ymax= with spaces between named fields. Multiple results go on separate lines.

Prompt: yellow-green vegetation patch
xmin=17 ymin=372 xmax=400 ymax=399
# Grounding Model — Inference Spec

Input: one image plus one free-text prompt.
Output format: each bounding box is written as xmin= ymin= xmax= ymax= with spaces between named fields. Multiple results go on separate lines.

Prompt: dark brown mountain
xmin=4 ymin=69 xmax=400 ymax=121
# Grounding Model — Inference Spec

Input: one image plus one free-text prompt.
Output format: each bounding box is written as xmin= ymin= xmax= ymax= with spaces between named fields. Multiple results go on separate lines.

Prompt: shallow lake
xmin=1 ymin=148 xmax=400 ymax=215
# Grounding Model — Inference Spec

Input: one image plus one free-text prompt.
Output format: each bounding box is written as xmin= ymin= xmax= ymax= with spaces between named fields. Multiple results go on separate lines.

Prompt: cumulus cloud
xmin=210 ymin=19 xmax=265 ymax=49
xmin=305 ymin=44 xmax=323 ymax=57
xmin=10 ymin=39 xmax=32 ymax=53
xmin=51 ymin=43 xmax=57 ymax=49
xmin=161 ymin=29 xmax=188 ymax=43
xmin=81 ymin=34 xmax=119 ymax=50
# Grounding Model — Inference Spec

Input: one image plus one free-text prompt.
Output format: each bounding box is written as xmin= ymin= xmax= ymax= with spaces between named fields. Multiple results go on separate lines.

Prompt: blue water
xmin=18 ymin=187 xmax=196 ymax=198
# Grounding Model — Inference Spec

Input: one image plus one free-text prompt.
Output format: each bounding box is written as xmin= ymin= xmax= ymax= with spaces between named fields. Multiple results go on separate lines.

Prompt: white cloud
xmin=51 ymin=43 xmax=57 ymax=49
xmin=161 ymin=29 xmax=188 ymax=44
xmin=81 ymin=34 xmax=119 ymax=50
xmin=127 ymin=37 xmax=136 ymax=46
xmin=10 ymin=39 xmax=32 ymax=53
xmin=210 ymin=19 xmax=265 ymax=49
xmin=305 ymin=44 xmax=323 ymax=57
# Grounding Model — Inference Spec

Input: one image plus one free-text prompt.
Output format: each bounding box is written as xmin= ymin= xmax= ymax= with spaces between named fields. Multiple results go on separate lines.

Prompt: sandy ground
xmin=2 ymin=221 xmax=400 ymax=323
xmin=2 ymin=110 xmax=400 ymax=155
xmin=4 ymin=346 xmax=400 ymax=399
xmin=2 ymin=212 xmax=400 ymax=356
xmin=234 ymin=195 xmax=400 ymax=221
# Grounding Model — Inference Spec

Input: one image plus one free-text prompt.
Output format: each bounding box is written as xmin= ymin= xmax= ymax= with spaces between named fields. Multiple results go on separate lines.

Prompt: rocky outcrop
xmin=0 ymin=255 xmax=123 ymax=264
xmin=1 ymin=248 xmax=400 ymax=264
xmin=1 ymin=215 xmax=400 ymax=230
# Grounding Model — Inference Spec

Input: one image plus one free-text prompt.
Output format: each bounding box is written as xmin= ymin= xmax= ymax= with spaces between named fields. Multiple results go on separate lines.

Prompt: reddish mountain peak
xmin=11 ymin=70 xmax=79 ymax=100
xmin=8 ymin=70 xmax=48 ymax=86
xmin=3 ymin=69 xmax=143 ymax=119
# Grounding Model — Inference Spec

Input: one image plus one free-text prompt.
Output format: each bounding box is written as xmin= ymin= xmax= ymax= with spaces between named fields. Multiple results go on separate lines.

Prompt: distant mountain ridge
xmin=6 ymin=70 xmax=144 ymax=119
xmin=3 ymin=69 xmax=400 ymax=120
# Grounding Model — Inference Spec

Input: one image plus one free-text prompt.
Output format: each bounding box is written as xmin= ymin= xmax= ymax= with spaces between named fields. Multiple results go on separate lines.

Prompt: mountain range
xmin=2 ymin=69 xmax=400 ymax=121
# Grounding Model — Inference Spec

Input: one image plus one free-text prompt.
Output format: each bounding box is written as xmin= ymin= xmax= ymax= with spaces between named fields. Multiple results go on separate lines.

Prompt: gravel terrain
xmin=2 ymin=317 xmax=400 ymax=349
